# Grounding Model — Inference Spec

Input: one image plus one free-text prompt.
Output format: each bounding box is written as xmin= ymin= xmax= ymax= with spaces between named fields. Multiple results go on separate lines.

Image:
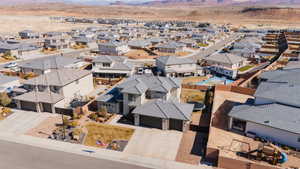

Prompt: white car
xmin=4 ymin=62 xmax=18 ymax=68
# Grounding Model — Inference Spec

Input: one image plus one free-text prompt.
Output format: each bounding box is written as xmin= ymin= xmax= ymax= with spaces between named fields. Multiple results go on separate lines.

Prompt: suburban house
xmin=14 ymin=69 xmax=94 ymax=113
xmin=92 ymin=55 xmax=135 ymax=78
xmin=204 ymin=53 xmax=247 ymax=79
xmin=0 ymin=42 xmax=41 ymax=59
xmin=98 ymin=41 xmax=130 ymax=55
xmin=228 ymin=68 xmax=300 ymax=149
xmin=156 ymin=55 xmax=203 ymax=77
xmin=19 ymin=30 xmax=40 ymax=39
xmin=156 ymin=42 xmax=185 ymax=53
xmin=96 ymin=75 xmax=193 ymax=131
xmin=44 ymin=36 xmax=70 ymax=50
xmin=19 ymin=56 xmax=81 ymax=75
xmin=132 ymin=99 xmax=193 ymax=131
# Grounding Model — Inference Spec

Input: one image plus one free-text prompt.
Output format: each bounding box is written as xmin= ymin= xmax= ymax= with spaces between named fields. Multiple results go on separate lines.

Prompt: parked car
xmin=4 ymin=62 xmax=18 ymax=68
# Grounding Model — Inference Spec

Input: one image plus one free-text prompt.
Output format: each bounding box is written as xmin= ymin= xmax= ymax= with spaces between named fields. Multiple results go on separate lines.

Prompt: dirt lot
xmin=125 ymin=49 xmax=157 ymax=59
xmin=26 ymin=115 xmax=62 ymax=138
xmin=0 ymin=15 xmax=100 ymax=34
xmin=0 ymin=4 xmax=300 ymax=30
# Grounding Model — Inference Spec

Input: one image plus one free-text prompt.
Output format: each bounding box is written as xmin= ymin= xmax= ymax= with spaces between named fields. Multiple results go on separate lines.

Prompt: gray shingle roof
xmin=14 ymin=91 xmax=64 ymax=104
xmin=23 ymin=69 xmax=91 ymax=87
xmin=93 ymin=55 xmax=134 ymax=71
xmin=156 ymin=55 xmax=195 ymax=65
xmin=118 ymin=75 xmax=181 ymax=95
xmin=228 ymin=103 xmax=300 ymax=134
xmin=98 ymin=41 xmax=126 ymax=47
xmin=205 ymin=53 xmax=246 ymax=65
xmin=156 ymin=41 xmax=184 ymax=49
xmin=19 ymin=56 xmax=80 ymax=70
xmin=259 ymin=68 xmax=300 ymax=85
xmin=128 ymin=40 xmax=151 ymax=48
xmin=132 ymin=99 xmax=194 ymax=121
xmin=255 ymin=82 xmax=300 ymax=108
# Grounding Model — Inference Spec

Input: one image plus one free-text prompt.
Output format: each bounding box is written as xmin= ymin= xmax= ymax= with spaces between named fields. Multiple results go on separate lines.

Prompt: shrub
xmin=68 ymin=120 xmax=79 ymax=128
xmin=2 ymin=107 xmax=11 ymax=114
xmin=89 ymin=113 xmax=98 ymax=121
xmin=0 ymin=93 xmax=11 ymax=107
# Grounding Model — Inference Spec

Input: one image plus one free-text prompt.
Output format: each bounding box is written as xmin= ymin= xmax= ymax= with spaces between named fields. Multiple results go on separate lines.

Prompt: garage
xmin=169 ymin=119 xmax=183 ymax=131
xmin=140 ymin=115 xmax=162 ymax=129
xmin=20 ymin=101 xmax=37 ymax=112
xmin=41 ymin=103 xmax=53 ymax=113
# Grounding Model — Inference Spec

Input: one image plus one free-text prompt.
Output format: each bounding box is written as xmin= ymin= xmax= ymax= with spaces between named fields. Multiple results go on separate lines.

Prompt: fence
xmin=181 ymin=84 xmax=210 ymax=91
xmin=215 ymin=84 xmax=256 ymax=96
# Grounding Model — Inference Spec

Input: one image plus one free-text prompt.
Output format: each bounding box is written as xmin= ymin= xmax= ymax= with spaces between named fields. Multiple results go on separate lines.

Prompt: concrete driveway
xmin=124 ymin=127 xmax=183 ymax=161
xmin=0 ymin=109 xmax=57 ymax=135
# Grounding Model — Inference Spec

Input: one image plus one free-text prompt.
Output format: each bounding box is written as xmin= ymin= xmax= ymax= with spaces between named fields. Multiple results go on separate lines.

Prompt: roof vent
xmin=264 ymin=120 xmax=270 ymax=124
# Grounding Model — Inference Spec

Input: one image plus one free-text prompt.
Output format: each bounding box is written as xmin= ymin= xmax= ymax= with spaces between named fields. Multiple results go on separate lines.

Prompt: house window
xmin=103 ymin=63 xmax=111 ymax=67
xmin=128 ymin=94 xmax=136 ymax=102
xmin=76 ymin=80 xmax=79 ymax=84
xmin=232 ymin=118 xmax=246 ymax=132
xmin=298 ymin=137 xmax=300 ymax=142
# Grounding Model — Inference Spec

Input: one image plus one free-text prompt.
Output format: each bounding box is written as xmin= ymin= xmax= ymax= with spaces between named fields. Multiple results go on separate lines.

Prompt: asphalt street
xmin=0 ymin=140 xmax=152 ymax=169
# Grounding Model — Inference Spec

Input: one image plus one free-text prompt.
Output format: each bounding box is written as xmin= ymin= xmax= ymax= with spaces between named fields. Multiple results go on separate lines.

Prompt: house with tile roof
xmin=156 ymin=55 xmax=203 ymax=77
xmin=13 ymin=69 xmax=94 ymax=114
xmin=92 ymin=55 xmax=135 ymax=78
xmin=228 ymin=68 xmax=300 ymax=149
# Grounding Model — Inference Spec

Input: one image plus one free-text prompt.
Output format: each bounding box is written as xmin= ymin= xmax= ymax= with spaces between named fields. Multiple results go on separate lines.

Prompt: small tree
xmin=0 ymin=93 xmax=11 ymax=107
xmin=98 ymin=106 xmax=108 ymax=118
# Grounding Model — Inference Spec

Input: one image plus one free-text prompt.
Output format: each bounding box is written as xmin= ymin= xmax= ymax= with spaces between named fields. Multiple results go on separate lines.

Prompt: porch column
xmin=162 ymin=119 xmax=169 ymax=130
xmin=182 ymin=121 xmax=189 ymax=132
xmin=16 ymin=100 xmax=21 ymax=110
xmin=36 ymin=103 xmax=41 ymax=113
xmin=228 ymin=117 xmax=233 ymax=130
xmin=51 ymin=104 xmax=56 ymax=114
xmin=134 ymin=114 xmax=140 ymax=126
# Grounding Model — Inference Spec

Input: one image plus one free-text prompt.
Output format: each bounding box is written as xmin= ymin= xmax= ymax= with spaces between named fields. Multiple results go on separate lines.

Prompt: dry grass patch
xmin=125 ymin=49 xmax=156 ymax=59
xmin=181 ymin=88 xmax=206 ymax=103
xmin=182 ymin=76 xmax=208 ymax=85
xmin=84 ymin=123 xmax=134 ymax=147
xmin=176 ymin=51 xmax=191 ymax=57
